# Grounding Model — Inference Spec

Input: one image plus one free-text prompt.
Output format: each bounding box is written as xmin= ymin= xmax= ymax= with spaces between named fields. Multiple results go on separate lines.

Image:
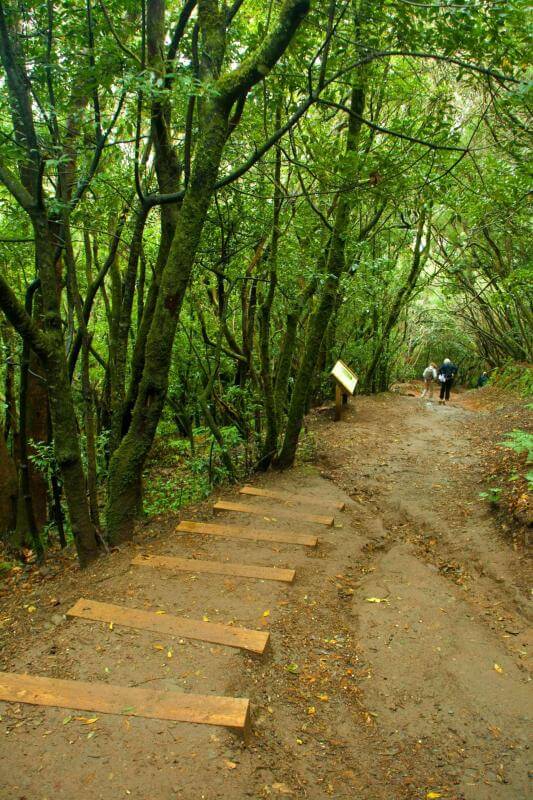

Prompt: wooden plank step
xmin=132 ymin=554 xmax=295 ymax=583
xmin=0 ymin=672 xmax=251 ymax=740
xmin=240 ymin=485 xmax=345 ymax=511
xmin=67 ymin=598 xmax=270 ymax=655
xmin=177 ymin=520 xmax=317 ymax=548
xmin=213 ymin=500 xmax=334 ymax=528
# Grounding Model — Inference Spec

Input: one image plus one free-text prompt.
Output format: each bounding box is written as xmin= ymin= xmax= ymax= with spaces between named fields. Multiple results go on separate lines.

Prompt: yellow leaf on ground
xmin=224 ymin=760 xmax=237 ymax=770
xmin=153 ymin=644 xmax=164 ymax=651
xmin=317 ymin=694 xmax=329 ymax=702
xmin=167 ymin=649 xmax=173 ymax=659
xmin=494 ymin=663 xmax=503 ymax=674
xmin=262 ymin=609 xmax=270 ymax=617
xmin=155 ymin=610 xmax=166 ymax=615
xmin=307 ymin=706 xmax=316 ymax=715
xmin=272 ymin=783 xmax=295 ymax=796
xmin=427 ymin=792 xmax=442 ymax=799
xmin=202 ymin=615 xmax=209 ymax=622
xmin=27 ymin=606 xmax=37 ymax=613
xmin=75 ymin=716 xmax=99 ymax=724
xmin=365 ymin=597 xmax=389 ymax=604
xmin=109 ymin=622 xmax=114 ymax=630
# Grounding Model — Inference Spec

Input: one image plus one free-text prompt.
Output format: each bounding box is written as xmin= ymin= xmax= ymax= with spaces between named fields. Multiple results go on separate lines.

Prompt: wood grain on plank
xmin=132 ymin=554 xmax=295 ymax=583
xmin=177 ymin=520 xmax=317 ymax=547
xmin=0 ymin=672 xmax=251 ymax=739
xmin=239 ymin=485 xmax=345 ymax=511
xmin=67 ymin=598 xmax=270 ymax=655
xmin=213 ymin=500 xmax=334 ymax=527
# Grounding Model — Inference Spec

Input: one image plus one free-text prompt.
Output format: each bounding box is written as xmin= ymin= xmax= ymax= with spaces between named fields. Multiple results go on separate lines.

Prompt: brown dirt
xmin=1 ymin=391 xmax=531 ymax=800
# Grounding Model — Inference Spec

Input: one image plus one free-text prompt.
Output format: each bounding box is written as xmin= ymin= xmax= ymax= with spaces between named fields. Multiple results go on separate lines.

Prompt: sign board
xmin=330 ymin=360 xmax=358 ymax=396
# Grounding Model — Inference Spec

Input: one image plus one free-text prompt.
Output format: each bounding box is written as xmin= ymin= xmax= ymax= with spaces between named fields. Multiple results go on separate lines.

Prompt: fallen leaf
xmin=167 ymin=649 xmax=173 ymax=659
xmin=427 ymin=793 xmax=442 ymax=799
xmin=27 ymin=606 xmax=37 ymax=613
xmin=317 ymin=694 xmax=329 ymax=702
xmin=62 ymin=716 xmax=72 ymax=725
xmin=307 ymin=706 xmax=316 ymax=715
xmin=109 ymin=622 xmax=114 ymax=631
xmin=365 ymin=597 xmax=389 ymax=604
xmin=285 ymin=663 xmax=299 ymax=673
xmin=494 ymin=663 xmax=503 ymax=674
xmin=202 ymin=615 xmax=209 ymax=622
xmin=155 ymin=610 xmax=166 ymax=615
xmin=75 ymin=716 xmax=99 ymax=724
xmin=272 ymin=783 xmax=295 ymax=796
xmin=153 ymin=644 xmax=164 ymax=651
xmin=87 ymin=731 xmax=96 ymax=739
xmin=224 ymin=760 xmax=237 ymax=770
xmin=262 ymin=610 xmax=270 ymax=617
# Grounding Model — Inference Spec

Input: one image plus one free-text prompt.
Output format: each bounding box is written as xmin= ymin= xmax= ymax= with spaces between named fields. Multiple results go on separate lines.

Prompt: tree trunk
xmin=34 ymin=218 xmax=100 ymax=566
xmin=106 ymin=104 xmax=229 ymax=542
xmin=0 ymin=424 xmax=17 ymax=536
xmin=275 ymin=85 xmax=365 ymax=469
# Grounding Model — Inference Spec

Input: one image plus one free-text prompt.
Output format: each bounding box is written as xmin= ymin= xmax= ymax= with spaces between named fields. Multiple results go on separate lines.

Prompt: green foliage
xmin=27 ymin=441 xmax=57 ymax=484
xmin=498 ymin=430 xmax=533 ymax=464
xmin=491 ymin=365 xmax=533 ymax=399
xmin=479 ymin=487 xmax=502 ymax=506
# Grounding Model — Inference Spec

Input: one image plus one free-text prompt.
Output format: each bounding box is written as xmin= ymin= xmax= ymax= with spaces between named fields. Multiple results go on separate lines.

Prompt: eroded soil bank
xmin=1 ymin=391 xmax=531 ymax=800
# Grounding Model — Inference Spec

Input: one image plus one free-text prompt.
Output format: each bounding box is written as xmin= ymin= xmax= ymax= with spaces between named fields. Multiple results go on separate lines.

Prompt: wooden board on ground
xmin=177 ymin=519 xmax=317 ymax=548
xmin=132 ymin=554 xmax=295 ymax=583
xmin=213 ymin=500 xmax=334 ymax=528
xmin=67 ymin=598 xmax=270 ymax=655
xmin=0 ymin=672 xmax=251 ymax=740
xmin=239 ymin=485 xmax=345 ymax=512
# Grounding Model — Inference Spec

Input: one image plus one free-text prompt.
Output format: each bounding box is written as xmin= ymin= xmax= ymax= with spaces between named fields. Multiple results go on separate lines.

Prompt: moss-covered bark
xmin=106 ymin=0 xmax=311 ymax=542
xmin=275 ymin=84 xmax=365 ymax=469
xmin=106 ymin=104 xmax=230 ymax=542
xmin=35 ymin=218 xmax=100 ymax=565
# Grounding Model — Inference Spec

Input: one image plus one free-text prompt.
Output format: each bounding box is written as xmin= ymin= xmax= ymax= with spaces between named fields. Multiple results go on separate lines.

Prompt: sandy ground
xmin=0 ymin=391 xmax=531 ymax=800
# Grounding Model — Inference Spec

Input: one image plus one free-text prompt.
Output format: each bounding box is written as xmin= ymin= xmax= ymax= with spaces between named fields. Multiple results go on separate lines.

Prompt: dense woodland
xmin=0 ymin=0 xmax=530 ymax=567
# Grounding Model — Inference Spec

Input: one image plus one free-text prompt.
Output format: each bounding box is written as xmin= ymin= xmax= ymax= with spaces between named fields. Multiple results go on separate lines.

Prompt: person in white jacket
xmin=421 ymin=362 xmax=437 ymax=399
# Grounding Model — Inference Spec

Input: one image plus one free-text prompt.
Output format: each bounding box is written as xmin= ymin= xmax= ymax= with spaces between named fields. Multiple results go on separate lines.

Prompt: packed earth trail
xmin=0 ymin=392 xmax=531 ymax=800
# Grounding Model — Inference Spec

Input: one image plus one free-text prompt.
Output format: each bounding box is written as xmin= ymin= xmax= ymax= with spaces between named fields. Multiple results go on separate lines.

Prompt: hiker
xmin=421 ymin=362 xmax=437 ymax=399
xmin=477 ymin=371 xmax=489 ymax=388
xmin=438 ymin=358 xmax=458 ymax=404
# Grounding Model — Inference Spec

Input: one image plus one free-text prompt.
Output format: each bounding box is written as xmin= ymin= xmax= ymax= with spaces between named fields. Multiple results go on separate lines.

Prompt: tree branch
xmin=216 ymin=0 xmax=311 ymax=106
xmin=0 ymin=273 xmax=49 ymax=360
xmin=0 ymin=161 xmax=35 ymax=211
xmin=319 ymin=99 xmax=468 ymax=152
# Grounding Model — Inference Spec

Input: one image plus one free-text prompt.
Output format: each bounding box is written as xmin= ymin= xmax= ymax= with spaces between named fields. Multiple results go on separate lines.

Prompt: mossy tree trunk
xmin=275 ymin=83 xmax=365 ymax=469
xmin=106 ymin=0 xmax=311 ymax=542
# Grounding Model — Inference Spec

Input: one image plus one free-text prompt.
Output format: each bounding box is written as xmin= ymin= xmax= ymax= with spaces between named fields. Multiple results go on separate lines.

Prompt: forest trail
xmin=1 ymin=392 xmax=531 ymax=800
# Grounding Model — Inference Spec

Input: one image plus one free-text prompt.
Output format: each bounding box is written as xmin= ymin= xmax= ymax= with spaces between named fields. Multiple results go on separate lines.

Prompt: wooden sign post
xmin=330 ymin=359 xmax=358 ymax=422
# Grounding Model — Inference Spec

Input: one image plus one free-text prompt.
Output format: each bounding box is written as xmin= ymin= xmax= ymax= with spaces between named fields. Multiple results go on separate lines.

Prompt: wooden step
xmin=132 ymin=554 xmax=295 ymax=583
xmin=213 ymin=500 xmax=334 ymax=527
xmin=240 ymin=485 xmax=345 ymax=511
xmin=67 ymin=598 xmax=270 ymax=655
xmin=177 ymin=520 xmax=317 ymax=548
xmin=0 ymin=672 xmax=251 ymax=740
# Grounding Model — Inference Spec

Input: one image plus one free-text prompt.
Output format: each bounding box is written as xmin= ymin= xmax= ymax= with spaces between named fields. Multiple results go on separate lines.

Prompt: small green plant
xmin=479 ymin=486 xmax=502 ymax=506
xmin=27 ymin=439 xmax=58 ymax=483
xmin=498 ymin=429 xmax=533 ymax=463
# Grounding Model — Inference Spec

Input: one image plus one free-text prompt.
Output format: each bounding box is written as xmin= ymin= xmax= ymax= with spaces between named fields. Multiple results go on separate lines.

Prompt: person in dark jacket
xmin=438 ymin=358 xmax=457 ymax=404
xmin=477 ymin=371 xmax=489 ymax=388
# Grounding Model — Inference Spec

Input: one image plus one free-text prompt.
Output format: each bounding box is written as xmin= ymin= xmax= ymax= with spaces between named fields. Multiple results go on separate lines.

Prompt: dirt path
xmin=1 ymin=393 xmax=531 ymax=800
